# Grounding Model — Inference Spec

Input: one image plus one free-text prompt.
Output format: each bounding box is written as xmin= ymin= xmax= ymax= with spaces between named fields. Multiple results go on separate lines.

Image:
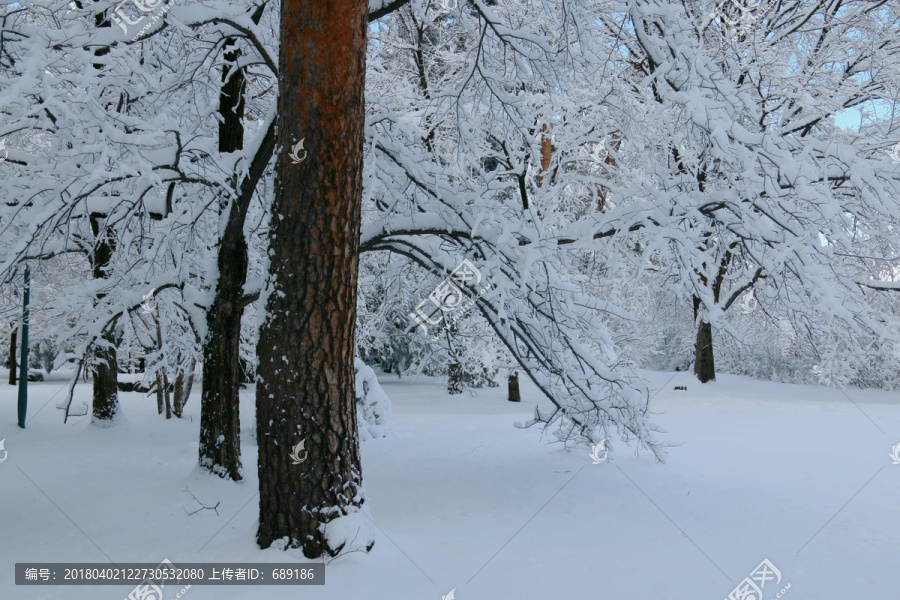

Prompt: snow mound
xmin=56 ymin=398 xmax=89 ymax=417
xmin=320 ymin=506 xmax=376 ymax=558
xmin=355 ymin=358 xmax=390 ymax=441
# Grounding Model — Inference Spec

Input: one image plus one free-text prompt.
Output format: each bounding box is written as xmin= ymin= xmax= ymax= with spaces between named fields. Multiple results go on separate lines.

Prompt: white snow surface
xmin=1 ymin=369 xmax=899 ymax=599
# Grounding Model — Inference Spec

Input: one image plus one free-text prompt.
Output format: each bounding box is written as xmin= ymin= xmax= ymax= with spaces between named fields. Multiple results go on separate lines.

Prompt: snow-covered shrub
xmin=355 ymin=358 xmax=391 ymax=441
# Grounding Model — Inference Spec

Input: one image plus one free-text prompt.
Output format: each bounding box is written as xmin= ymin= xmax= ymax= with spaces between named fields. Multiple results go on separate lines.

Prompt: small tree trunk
xmin=156 ymin=371 xmax=165 ymax=414
xmin=42 ymin=345 xmax=55 ymax=373
xmin=8 ymin=324 xmax=17 ymax=385
xmin=173 ymin=369 xmax=184 ymax=415
xmin=508 ymin=371 xmax=521 ymax=402
xmin=182 ymin=360 xmax=195 ymax=409
xmin=172 ymin=359 xmax=195 ymax=418
xmin=89 ymin=214 xmax=120 ymax=423
xmin=173 ymin=369 xmax=185 ymax=418
xmin=197 ymin=4 xmax=265 ymax=480
xmin=163 ymin=371 xmax=172 ymax=419
xmin=92 ymin=335 xmax=119 ymax=422
xmin=694 ymin=320 xmax=716 ymax=383
xmin=448 ymin=362 xmax=464 ymax=395
xmin=536 ymin=123 xmax=552 ymax=188
xmin=200 ymin=283 xmax=245 ymax=476
xmin=444 ymin=320 xmax=465 ymax=395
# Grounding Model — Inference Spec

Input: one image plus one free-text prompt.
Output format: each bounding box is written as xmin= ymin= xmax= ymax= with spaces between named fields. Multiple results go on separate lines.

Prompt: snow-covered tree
xmin=580 ymin=0 xmax=900 ymax=382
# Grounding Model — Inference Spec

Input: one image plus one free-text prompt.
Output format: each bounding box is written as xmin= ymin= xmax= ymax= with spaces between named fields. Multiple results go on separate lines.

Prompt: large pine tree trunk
xmin=256 ymin=0 xmax=370 ymax=557
xmin=8 ymin=324 xmax=16 ymax=385
xmin=693 ymin=320 xmax=716 ymax=383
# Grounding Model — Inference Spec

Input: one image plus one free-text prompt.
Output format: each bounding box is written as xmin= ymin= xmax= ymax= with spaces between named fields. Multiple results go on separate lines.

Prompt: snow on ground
xmin=1 ymin=369 xmax=899 ymax=600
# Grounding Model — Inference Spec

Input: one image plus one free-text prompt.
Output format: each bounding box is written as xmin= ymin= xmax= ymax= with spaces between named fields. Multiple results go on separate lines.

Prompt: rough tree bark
xmin=255 ymin=0 xmax=370 ymax=557
xmin=198 ymin=3 xmax=265 ymax=480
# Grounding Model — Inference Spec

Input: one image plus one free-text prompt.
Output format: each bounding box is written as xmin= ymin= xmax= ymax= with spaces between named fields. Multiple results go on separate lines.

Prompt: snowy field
xmin=1 ymin=370 xmax=899 ymax=600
